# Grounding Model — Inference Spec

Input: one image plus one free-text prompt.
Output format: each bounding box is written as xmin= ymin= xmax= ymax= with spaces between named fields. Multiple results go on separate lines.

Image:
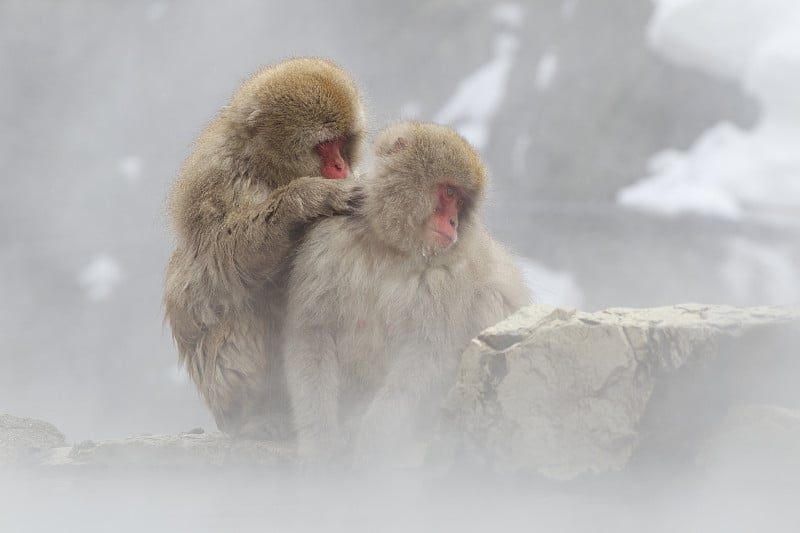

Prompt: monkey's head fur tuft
xmin=223 ymin=57 xmax=366 ymax=187
xmin=365 ymin=121 xmax=487 ymax=258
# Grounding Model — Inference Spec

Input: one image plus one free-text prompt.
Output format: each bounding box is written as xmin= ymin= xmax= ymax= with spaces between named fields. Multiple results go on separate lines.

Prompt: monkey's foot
xmin=235 ymin=418 xmax=293 ymax=442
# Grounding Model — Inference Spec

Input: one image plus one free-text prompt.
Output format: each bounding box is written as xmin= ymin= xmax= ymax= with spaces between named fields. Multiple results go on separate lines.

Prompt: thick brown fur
xmin=284 ymin=122 xmax=531 ymax=465
xmin=164 ymin=57 xmax=366 ymax=438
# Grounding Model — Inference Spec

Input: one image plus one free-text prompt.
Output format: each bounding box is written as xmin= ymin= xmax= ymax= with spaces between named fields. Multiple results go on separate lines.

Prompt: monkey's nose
xmin=449 ymin=218 xmax=457 ymax=228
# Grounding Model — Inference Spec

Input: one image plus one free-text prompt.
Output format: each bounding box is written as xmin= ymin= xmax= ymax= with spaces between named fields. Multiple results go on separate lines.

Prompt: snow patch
xmin=535 ymin=51 xmax=558 ymax=91
xmin=78 ymin=254 xmax=123 ymax=302
xmin=434 ymin=33 xmax=519 ymax=150
xmin=117 ymin=156 xmax=144 ymax=184
xmin=648 ymin=0 xmax=799 ymax=80
xmin=492 ymin=3 xmax=524 ymax=29
xmin=518 ymin=258 xmax=584 ymax=309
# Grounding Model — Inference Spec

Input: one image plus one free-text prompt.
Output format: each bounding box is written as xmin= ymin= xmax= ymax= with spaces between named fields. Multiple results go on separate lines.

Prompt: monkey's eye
xmin=445 ymin=185 xmax=456 ymax=198
xmin=457 ymin=199 xmax=464 ymax=208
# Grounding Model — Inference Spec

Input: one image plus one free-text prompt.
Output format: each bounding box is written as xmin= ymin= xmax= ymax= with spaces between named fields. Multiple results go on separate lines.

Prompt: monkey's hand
xmin=242 ymin=177 xmax=361 ymax=277
xmin=264 ymin=177 xmax=362 ymax=227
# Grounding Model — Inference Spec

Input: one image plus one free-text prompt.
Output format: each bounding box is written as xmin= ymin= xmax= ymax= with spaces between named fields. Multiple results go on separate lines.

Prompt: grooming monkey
xmin=164 ymin=58 xmax=366 ymax=438
xmin=284 ymin=122 xmax=531 ymax=464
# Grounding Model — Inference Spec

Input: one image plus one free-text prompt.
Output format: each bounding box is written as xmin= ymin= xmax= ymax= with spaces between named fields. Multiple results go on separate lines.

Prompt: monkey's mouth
xmin=431 ymin=228 xmax=456 ymax=245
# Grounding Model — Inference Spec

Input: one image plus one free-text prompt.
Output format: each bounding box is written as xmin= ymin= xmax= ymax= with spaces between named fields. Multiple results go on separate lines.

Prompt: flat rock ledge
xmin=442 ymin=303 xmax=800 ymax=480
xmin=3 ymin=303 xmax=798 ymax=482
xmin=0 ymin=428 xmax=291 ymax=468
xmin=47 ymin=431 xmax=292 ymax=468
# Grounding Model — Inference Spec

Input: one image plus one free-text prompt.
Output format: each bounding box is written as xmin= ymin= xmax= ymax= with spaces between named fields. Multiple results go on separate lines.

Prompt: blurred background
xmin=1 ymin=0 xmax=798 ymax=443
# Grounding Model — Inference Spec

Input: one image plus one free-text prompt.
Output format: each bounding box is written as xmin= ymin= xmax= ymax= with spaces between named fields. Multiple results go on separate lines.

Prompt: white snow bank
xmin=619 ymin=121 xmax=800 ymax=219
xmin=648 ymin=0 xmax=800 ymax=80
xmin=619 ymin=0 xmax=800 ymax=223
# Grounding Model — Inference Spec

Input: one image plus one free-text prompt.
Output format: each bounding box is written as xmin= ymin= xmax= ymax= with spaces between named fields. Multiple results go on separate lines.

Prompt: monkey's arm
xmin=478 ymin=231 xmax=532 ymax=314
xmin=492 ymin=249 xmax=532 ymax=314
xmin=219 ymin=177 xmax=360 ymax=280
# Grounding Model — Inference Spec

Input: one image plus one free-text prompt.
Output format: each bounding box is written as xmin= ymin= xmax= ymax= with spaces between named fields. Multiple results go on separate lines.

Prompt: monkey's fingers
xmin=343 ymin=186 xmax=365 ymax=214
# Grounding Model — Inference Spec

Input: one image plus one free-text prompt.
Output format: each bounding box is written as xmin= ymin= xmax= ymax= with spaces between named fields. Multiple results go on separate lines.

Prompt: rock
xmin=442 ymin=303 xmax=800 ymax=480
xmin=41 ymin=432 xmax=291 ymax=467
xmin=0 ymin=413 xmax=66 ymax=466
xmin=5 ymin=304 xmax=798 ymax=480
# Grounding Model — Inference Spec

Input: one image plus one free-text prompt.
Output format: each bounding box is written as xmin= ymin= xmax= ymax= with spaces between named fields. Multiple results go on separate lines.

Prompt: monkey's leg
xmin=353 ymin=346 xmax=443 ymax=468
xmin=284 ymin=330 xmax=341 ymax=460
xmin=193 ymin=321 xmax=286 ymax=440
xmin=237 ymin=345 xmax=294 ymax=441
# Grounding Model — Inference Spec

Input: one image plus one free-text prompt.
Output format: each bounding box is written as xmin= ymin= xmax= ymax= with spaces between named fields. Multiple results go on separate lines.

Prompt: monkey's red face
xmin=316 ymin=138 xmax=349 ymax=179
xmin=430 ymin=182 xmax=463 ymax=248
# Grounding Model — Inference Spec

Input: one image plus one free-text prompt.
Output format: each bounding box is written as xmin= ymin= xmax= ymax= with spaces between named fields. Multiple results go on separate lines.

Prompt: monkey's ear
xmin=245 ymin=109 xmax=263 ymax=131
xmin=378 ymin=136 xmax=408 ymax=157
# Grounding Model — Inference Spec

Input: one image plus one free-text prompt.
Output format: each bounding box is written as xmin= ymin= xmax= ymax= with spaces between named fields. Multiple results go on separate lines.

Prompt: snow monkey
xmin=284 ymin=121 xmax=531 ymax=465
xmin=164 ymin=58 xmax=366 ymax=438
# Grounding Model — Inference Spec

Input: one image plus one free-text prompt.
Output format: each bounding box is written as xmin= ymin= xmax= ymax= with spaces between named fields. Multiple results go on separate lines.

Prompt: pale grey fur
xmin=284 ymin=122 xmax=530 ymax=465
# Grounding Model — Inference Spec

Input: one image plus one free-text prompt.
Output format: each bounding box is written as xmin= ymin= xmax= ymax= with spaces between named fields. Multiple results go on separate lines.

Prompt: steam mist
xmin=1 ymin=1 xmax=799 ymax=532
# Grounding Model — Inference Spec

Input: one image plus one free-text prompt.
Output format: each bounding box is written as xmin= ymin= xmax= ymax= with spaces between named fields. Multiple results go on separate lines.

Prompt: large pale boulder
xmin=442 ymin=303 xmax=800 ymax=480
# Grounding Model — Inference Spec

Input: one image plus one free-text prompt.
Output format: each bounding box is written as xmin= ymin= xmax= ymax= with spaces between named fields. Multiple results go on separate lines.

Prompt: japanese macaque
xmin=284 ymin=121 xmax=531 ymax=465
xmin=164 ymin=57 xmax=366 ymax=438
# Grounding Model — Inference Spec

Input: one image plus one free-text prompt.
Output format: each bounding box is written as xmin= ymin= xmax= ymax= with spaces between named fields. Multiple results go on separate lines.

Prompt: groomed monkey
xmin=284 ymin=121 xmax=531 ymax=465
xmin=164 ymin=58 xmax=366 ymax=438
